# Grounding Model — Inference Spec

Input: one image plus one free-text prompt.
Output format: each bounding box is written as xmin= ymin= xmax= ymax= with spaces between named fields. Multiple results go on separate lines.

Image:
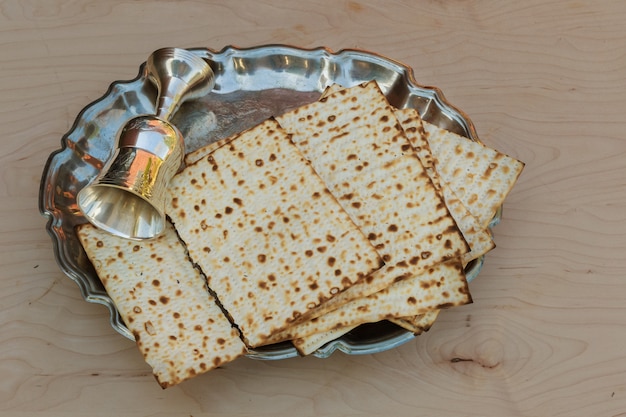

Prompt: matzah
xmin=422 ymin=121 xmax=525 ymax=228
xmin=184 ymin=132 xmax=238 ymax=166
xmin=292 ymin=325 xmax=358 ymax=356
xmin=395 ymin=108 xmax=495 ymax=264
xmin=316 ymin=86 xmax=493 ymax=265
xmin=167 ymin=118 xmax=383 ymax=348
xmin=294 ymin=310 xmax=440 ymax=356
xmin=276 ymin=81 xmax=469 ymax=311
xmin=76 ymin=222 xmax=247 ymax=388
xmin=268 ymin=258 xmax=469 ymax=343
xmin=389 ymin=310 xmax=440 ymax=334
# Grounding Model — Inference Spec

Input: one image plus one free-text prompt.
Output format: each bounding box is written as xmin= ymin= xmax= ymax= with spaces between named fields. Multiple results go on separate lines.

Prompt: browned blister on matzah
xmin=167 ymin=118 xmax=383 ymax=348
xmin=77 ymin=222 xmax=247 ymax=388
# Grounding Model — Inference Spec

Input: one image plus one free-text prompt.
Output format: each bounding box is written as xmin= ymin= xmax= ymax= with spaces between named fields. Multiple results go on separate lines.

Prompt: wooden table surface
xmin=3 ymin=1 xmax=626 ymax=416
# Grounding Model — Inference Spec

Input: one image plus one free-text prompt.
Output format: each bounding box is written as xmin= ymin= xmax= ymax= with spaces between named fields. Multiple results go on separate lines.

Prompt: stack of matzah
xmin=77 ymin=80 xmax=524 ymax=386
xmin=167 ymin=118 xmax=384 ymax=348
xmin=274 ymin=83 xmax=523 ymax=354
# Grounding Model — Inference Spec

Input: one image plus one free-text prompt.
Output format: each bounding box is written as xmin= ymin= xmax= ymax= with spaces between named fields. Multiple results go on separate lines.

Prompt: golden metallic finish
xmin=77 ymin=48 xmax=215 ymax=239
xmin=146 ymin=47 xmax=216 ymax=121
xmin=77 ymin=117 xmax=182 ymax=239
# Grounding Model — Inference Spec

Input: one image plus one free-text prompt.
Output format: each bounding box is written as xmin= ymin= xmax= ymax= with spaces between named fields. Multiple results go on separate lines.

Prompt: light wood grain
xmin=2 ymin=0 xmax=626 ymax=415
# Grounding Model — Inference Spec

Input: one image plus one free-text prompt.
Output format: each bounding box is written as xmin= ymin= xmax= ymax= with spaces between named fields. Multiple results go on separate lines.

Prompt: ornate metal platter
xmin=39 ymin=45 xmax=491 ymax=360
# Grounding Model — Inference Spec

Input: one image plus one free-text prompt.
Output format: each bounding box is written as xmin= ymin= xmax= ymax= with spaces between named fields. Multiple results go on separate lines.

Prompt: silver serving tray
xmin=39 ymin=45 xmax=493 ymax=360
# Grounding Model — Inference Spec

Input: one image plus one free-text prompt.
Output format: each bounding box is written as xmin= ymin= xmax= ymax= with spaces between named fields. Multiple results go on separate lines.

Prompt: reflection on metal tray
xmin=39 ymin=45 xmax=493 ymax=360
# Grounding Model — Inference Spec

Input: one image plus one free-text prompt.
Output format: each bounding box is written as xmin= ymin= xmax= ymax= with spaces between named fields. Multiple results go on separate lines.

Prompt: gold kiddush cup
xmin=77 ymin=48 xmax=215 ymax=240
